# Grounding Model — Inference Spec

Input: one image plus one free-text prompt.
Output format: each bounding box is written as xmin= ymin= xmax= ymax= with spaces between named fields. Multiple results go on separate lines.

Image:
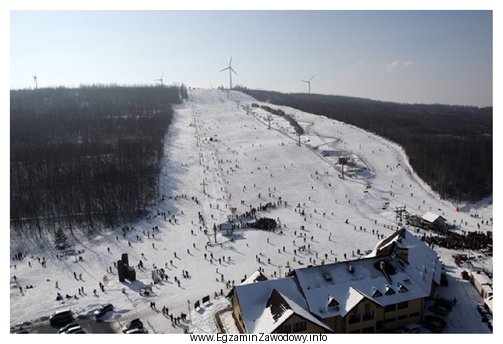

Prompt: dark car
xmin=428 ymin=305 xmax=450 ymax=316
xmin=49 ymin=310 xmax=74 ymax=327
xmin=440 ymin=272 xmax=449 ymax=286
xmin=422 ymin=315 xmax=447 ymax=333
xmin=59 ymin=322 xmax=79 ymax=333
xmin=94 ymin=303 xmax=114 ymax=320
xmin=64 ymin=325 xmax=85 ymax=334
xmin=124 ymin=327 xmax=148 ymax=334
xmin=435 ymin=298 xmax=455 ymax=311
xmin=122 ymin=318 xmax=144 ymax=332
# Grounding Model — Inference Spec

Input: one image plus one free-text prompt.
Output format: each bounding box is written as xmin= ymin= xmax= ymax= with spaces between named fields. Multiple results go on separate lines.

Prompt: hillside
xmin=237 ymin=88 xmax=492 ymax=202
xmin=10 ymin=89 xmax=492 ymax=333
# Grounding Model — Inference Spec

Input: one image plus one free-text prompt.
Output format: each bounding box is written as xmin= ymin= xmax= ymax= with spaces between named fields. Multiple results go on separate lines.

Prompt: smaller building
xmin=471 ymin=271 xmax=493 ymax=299
xmin=219 ymin=222 xmax=235 ymax=236
xmin=421 ymin=212 xmax=447 ymax=231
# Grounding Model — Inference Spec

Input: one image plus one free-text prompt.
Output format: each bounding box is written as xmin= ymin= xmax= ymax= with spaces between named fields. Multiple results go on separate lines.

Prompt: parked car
xmin=476 ymin=303 xmax=491 ymax=322
xmin=58 ymin=322 xmax=79 ymax=333
xmin=422 ymin=315 xmax=447 ymax=333
xmin=440 ymin=271 xmax=449 ymax=286
xmin=49 ymin=309 xmax=74 ymax=327
xmin=122 ymin=318 xmax=144 ymax=332
xmin=94 ymin=303 xmax=114 ymax=320
xmin=124 ymin=327 xmax=148 ymax=334
xmin=428 ymin=305 xmax=450 ymax=316
xmin=487 ymin=318 xmax=493 ymax=331
xmin=480 ymin=310 xmax=491 ymax=323
xmin=69 ymin=329 xmax=86 ymax=334
xmin=476 ymin=302 xmax=487 ymax=314
xmin=461 ymin=270 xmax=470 ymax=280
xmin=435 ymin=298 xmax=455 ymax=311
xmin=64 ymin=325 xmax=84 ymax=334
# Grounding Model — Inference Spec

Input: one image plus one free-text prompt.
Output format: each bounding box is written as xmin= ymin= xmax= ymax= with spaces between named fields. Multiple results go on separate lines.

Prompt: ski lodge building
xmin=421 ymin=212 xmax=447 ymax=231
xmin=230 ymin=228 xmax=442 ymax=333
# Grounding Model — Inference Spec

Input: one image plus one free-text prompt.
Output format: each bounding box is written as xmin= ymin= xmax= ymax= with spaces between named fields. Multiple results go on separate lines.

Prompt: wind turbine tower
xmin=301 ymin=75 xmax=314 ymax=94
xmin=33 ymin=72 xmax=38 ymax=90
xmin=156 ymin=72 xmax=165 ymax=86
xmin=220 ymin=56 xmax=237 ymax=89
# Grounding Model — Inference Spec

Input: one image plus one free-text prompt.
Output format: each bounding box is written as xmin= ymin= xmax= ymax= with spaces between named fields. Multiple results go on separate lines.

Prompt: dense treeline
xmin=239 ymin=88 xmax=492 ymax=202
xmin=253 ymin=104 xmax=304 ymax=135
xmin=11 ymin=85 xmax=187 ymax=234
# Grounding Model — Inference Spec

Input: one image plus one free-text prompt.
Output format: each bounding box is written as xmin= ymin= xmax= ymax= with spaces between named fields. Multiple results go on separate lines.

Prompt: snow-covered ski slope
xmin=10 ymin=89 xmax=492 ymax=333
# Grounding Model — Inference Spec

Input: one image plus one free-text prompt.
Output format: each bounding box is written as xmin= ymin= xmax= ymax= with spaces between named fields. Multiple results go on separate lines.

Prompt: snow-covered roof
xmin=253 ymin=289 xmax=332 ymax=333
xmin=471 ymin=272 xmax=492 ymax=286
xmin=234 ymin=277 xmax=331 ymax=333
xmin=396 ymin=228 xmax=442 ymax=289
xmin=466 ymin=260 xmax=486 ymax=272
xmin=421 ymin=212 xmax=445 ymax=223
xmin=242 ymin=270 xmax=268 ymax=285
xmin=227 ymin=270 xmax=269 ymax=298
xmin=294 ymin=229 xmax=441 ymax=319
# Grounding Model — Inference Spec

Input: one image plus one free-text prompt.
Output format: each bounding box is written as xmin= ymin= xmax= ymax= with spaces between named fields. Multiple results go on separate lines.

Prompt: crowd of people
xmin=422 ymin=230 xmax=492 ymax=251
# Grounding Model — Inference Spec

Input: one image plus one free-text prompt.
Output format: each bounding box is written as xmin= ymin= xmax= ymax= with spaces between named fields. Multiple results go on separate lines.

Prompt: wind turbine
xmin=33 ymin=72 xmax=38 ymax=90
xmin=301 ymin=75 xmax=314 ymax=94
xmin=220 ymin=56 xmax=237 ymax=89
xmin=155 ymin=72 xmax=165 ymax=86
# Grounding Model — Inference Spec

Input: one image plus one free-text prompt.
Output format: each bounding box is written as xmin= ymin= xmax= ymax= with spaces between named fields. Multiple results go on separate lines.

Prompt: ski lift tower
xmin=395 ymin=206 xmax=407 ymax=224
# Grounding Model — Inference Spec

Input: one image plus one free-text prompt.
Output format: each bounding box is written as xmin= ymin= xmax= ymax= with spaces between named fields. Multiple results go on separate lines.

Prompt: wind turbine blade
xmin=230 ymin=67 xmax=237 ymax=75
xmin=229 ymin=56 xmax=232 ymax=66
xmin=310 ymin=75 xmax=315 ymax=81
xmin=220 ymin=67 xmax=230 ymax=72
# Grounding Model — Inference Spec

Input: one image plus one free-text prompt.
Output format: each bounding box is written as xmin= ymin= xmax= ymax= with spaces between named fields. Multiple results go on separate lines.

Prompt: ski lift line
xmin=247 ymin=102 xmax=375 ymax=185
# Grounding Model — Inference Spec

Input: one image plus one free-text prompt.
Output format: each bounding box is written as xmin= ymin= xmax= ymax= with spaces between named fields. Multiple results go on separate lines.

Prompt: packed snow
xmin=10 ymin=89 xmax=492 ymax=334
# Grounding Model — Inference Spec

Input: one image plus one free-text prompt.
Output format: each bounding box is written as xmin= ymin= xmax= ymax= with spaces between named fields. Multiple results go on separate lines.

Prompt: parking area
xmin=12 ymin=318 xmax=119 ymax=334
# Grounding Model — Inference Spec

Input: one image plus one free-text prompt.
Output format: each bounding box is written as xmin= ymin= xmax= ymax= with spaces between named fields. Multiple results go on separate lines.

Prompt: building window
xmin=385 ymin=317 xmax=396 ymax=323
xmin=397 ymin=314 xmax=408 ymax=320
xmin=397 ymin=301 xmax=408 ymax=309
xmin=363 ymin=311 xmax=374 ymax=321
xmin=276 ymin=323 xmax=292 ymax=333
xmin=292 ymin=321 xmax=306 ymax=333
xmin=348 ymin=309 xmax=361 ymax=324
xmin=384 ymin=304 xmax=396 ymax=312
xmin=409 ymin=312 xmax=420 ymax=318
xmin=363 ymin=304 xmax=374 ymax=321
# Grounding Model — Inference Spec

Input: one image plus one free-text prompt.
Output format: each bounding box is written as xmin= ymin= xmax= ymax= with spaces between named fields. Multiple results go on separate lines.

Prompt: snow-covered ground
xmin=10 ymin=89 xmax=492 ymax=333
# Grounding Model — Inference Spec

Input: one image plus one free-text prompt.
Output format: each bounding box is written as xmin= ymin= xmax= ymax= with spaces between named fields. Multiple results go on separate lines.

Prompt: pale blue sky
xmin=10 ymin=10 xmax=492 ymax=106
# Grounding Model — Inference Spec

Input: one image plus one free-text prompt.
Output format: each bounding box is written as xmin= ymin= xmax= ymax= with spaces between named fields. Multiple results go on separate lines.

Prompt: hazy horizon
xmin=10 ymin=10 xmax=493 ymax=107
